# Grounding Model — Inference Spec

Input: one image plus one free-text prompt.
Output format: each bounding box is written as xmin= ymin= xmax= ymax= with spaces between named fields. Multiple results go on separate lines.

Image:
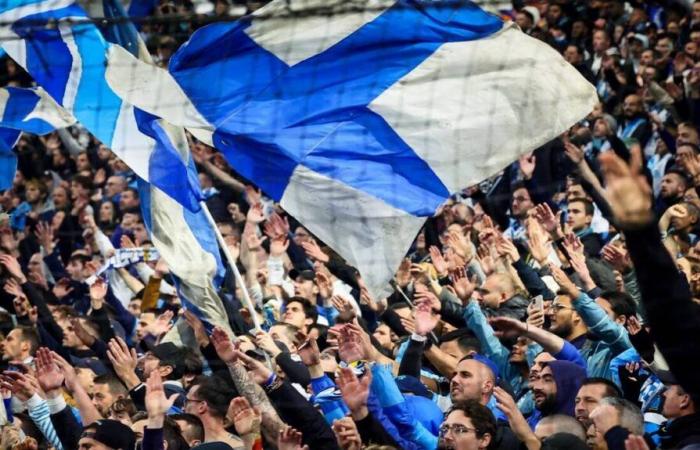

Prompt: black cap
xmin=289 ymin=269 xmax=315 ymax=281
xmin=150 ymin=342 xmax=187 ymax=379
xmin=82 ymin=419 xmax=136 ymax=449
xmin=655 ymin=369 xmax=679 ymax=386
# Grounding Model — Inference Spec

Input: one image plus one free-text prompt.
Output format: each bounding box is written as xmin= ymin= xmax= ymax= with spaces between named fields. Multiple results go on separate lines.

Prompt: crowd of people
xmin=1 ymin=0 xmax=700 ymax=449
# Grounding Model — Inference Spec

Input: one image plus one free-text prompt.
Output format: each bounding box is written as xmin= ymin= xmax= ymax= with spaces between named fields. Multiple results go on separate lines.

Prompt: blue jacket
xmin=371 ymin=364 xmax=439 ymax=450
xmin=572 ymin=292 xmax=633 ymax=378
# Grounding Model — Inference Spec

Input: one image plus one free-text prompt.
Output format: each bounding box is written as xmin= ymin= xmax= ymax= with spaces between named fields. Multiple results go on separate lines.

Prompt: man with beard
xmin=548 ymin=269 xmax=633 ymax=378
xmin=527 ymin=360 xmax=587 ymax=429
xmin=617 ymin=94 xmax=652 ymax=148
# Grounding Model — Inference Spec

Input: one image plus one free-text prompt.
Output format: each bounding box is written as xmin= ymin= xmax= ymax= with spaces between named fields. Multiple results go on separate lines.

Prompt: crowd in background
xmin=1 ymin=0 xmax=700 ymax=449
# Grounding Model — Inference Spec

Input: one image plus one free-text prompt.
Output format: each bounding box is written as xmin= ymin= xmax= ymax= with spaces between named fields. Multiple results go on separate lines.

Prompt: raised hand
xmin=315 ymin=271 xmax=333 ymax=299
xmin=0 ymin=254 xmax=26 ymax=283
xmin=495 ymin=236 xmax=520 ymax=262
xmin=599 ymin=153 xmax=653 ymax=229
xmin=184 ymin=310 xmax=209 ymax=347
xmin=0 ymin=371 xmax=38 ymax=402
xmin=228 ymin=397 xmax=261 ymax=437
xmin=330 ymin=295 xmax=355 ymax=317
xmin=429 ymin=246 xmax=449 ymax=277
xmin=414 ymin=283 xmax=441 ymax=311
xmin=278 ymin=426 xmax=309 ymax=450
xmin=106 ymin=337 xmax=139 ymax=389
xmin=145 ymin=370 xmax=179 ymax=418
xmin=263 ymin=212 xmax=290 ymax=241
xmin=89 ymin=278 xmax=108 ymax=309
xmin=297 ymin=336 xmax=321 ymax=367
xmin=489 ymin=317 xmax=527 ymax=339
xmin=336 ymin=367 xmax=372 ymax=420
xmin=254 ymin=330 xmax=282 ymax=358
xmin=246 ymin=202 xmax=265 ymax=224
xmin=34 ymin=221 xmax=55 ymax=254
xmin=145 ymin=310 xmax=174 ymax=337
xmin=548 ymin=263 xmax=580 ymax=298
xmin=526 ymin=219 xmax=551 ymax=264
xmin=301 ymin=239 xmax=329 ymax=263
xmin=412 ymin=301 xmax=440 ymax=337
xmin=50 ymin=351 xmax=79 ymax=393
xmin=235 ymin=350 xmax=273 ymax=386
xmin=446 ymin=230 xmax=473 ymax=261
xmin=601 ymin=242 xmax=632 ymax=273
xmin=518 ymin=152 xmax=536 ymax=180
xmin=394 ymin=258 xmax=412 ymax=288
xmin=210 ymin=326 xmax=239 ymax=364
xmin=71 ymin=318 xmax=96 ymax=346
xmin=35 ymin=347 xmax=64 ymax=394
xmin=269 ymin=236 xmax=289 ymax=257
xmin=533 ymin=203 xmax=563 ymax=238
xmin=52 ymin=278 xmax=74 ymax=300
xmin=332 ymin=417 xmax=362 ymax=450
xmin=563 ymin=141 xmax=585 ymax=165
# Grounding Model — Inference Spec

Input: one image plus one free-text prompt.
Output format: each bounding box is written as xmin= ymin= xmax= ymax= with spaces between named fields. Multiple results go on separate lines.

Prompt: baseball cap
xmin=655 ymin=369 xmax=679 ymax=386
xmin=81 ymin=420 xmax=135 ymax=449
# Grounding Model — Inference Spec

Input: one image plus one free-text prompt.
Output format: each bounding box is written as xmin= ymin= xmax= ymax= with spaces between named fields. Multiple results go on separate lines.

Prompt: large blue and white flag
xmin=0 ymin=0 xmax=202 ymax=212
xmin=107 ymin=0 xmax=598 ymax=296
xmin=0 ymin=0 xmax=231 ymax=333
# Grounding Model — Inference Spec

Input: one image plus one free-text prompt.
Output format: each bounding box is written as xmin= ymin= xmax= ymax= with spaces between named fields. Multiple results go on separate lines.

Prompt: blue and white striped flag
xmin=0 ymin=86 xmax=76 ymax=135
xmin=109 ymin=0 xmax=597 ymax=297
xmin=0 ymin=0 xmax=231 ymax=334
xmin=0 ymin=85 xmax=76 ymax=190
xmin=0 ymin=0 xmax=202 ymax=212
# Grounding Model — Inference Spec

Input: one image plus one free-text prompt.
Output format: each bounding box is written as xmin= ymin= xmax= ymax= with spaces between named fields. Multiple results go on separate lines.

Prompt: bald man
xmin=450 ymin=356 xmax=520 ymax=450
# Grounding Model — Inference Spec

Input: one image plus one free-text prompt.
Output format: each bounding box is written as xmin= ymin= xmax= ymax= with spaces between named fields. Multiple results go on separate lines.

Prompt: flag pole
xmin=199 ymin=201 xmax=264 ymax=333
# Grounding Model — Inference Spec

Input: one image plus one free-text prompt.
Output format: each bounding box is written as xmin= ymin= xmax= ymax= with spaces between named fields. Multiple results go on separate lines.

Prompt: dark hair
xmin=666 ymin=168 xmax=690 ymax=189
xmin=94 ymin=373 xmax=128 ymax=396
xmin=448 ymin=400 xmax=497 ymax=440
xmin=162 ymin=416 xmax=190 ymax=450
xmin=14 ymin=326 xmax=40 ymax=355
xmin=439 ymin=329 xmax=481 ymax=355
xmin=183 ymin=352 xmax=203 ymax=377
xmin=581 ymin=377 xmax=623 ymax=398
xmin=109 ymin=397 xmax=137 ymax=418
xmin=193 ymin=376 xmax=238 ymax=419
xmin=568 ymin=197 xmax=594 ymax=217
xmin=599 ymin=291 xmax=637 ymax=320
xmin=287 ymin=296 xmax=318 ymax=324
xmin=71 ymin=174 xmax=93 ymax=191
xmin=171 ymin=413 xmax=205 ymax=444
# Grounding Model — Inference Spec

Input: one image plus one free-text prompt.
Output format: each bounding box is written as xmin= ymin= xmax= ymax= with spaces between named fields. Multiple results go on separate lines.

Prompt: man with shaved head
xmin=450 ymin=356 xmax=520 ymax=450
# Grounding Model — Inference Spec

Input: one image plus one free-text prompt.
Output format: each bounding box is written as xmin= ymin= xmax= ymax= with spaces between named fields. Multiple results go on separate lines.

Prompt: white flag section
xmin=105 ymin=1 xmax=597 ymax=298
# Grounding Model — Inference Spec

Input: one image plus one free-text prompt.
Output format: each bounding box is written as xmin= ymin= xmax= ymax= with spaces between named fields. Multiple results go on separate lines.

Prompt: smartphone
xmin=532 ymin=295 xmax=544 ymax=314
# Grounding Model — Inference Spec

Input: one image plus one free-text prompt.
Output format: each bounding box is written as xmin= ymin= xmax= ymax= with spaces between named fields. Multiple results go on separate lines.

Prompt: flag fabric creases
xmin=103 ymin=0 xmax=598 ymax=297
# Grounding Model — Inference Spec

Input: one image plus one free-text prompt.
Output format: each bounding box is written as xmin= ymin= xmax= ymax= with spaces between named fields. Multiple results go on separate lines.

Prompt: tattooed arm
xmin=210 ymin=327 xmax=285 ymax=443
xmin=227 ymin=361 xmax=285 ymax=440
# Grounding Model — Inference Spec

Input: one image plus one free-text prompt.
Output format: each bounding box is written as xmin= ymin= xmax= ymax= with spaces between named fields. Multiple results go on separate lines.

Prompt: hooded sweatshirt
xmin=527 ymin=361 xmax=587 ymax=429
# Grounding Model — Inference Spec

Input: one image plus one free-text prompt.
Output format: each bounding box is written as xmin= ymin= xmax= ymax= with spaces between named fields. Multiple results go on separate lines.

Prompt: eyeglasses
xmin=439 ymin=424 xmax=479 ymax=437
xmin=547 ymin=304 xmax=572 ymax=313
xmin=184 ymin=397 xmax=205 ymax=406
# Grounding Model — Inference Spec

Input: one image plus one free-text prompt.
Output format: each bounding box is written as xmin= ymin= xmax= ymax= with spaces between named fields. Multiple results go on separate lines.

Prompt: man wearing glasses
xmin=439 ymin=400 xmax=497 ymax=450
